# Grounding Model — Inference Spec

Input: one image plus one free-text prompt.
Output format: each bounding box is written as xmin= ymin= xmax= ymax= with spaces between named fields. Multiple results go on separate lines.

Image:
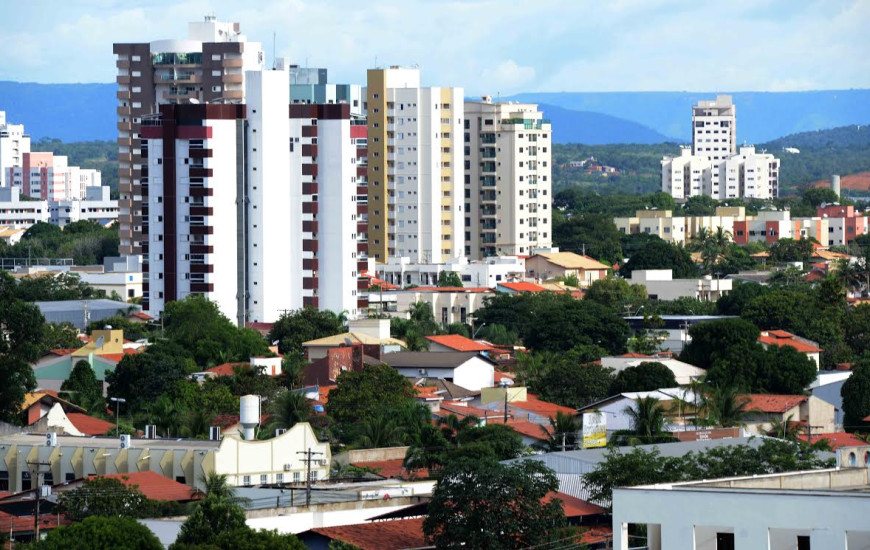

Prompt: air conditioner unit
xmin=145 ymin=425 xmax=157 ymax=439
xmin=209 ymin=426 xmax=222 ymax=441
xmin=317 ymin=459 xmax=328 ymax=466
xmin=283 ymin=464 xmax=293 ymax=471
xmin=275 ymin=428 xmax=287 ymax=437
xmin=45 ymin=432 xmax=57 ymax=447
xmin=418 ymin=368 xmax=428 ymax=376
xmin=119 ymin=434 xmax=131 ymax=449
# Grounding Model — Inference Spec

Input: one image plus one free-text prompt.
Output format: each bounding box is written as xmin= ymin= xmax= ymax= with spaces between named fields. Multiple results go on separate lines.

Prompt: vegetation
xmin=437 ymin=270 xmax=463 ymax=287
xmin=585 ymin=439 xmax=836 ymax=507
xmin=0 ymin=221 xmax=119 ymax=265
xmin=34 ymin=516 xmax=163 ymax=550
xmin=0 ymin=271 xmax=44 ymax=422
xmin=57 ymin=477 xmax=152 ymax=522
xmin=33 ymin=137 xmax=118 ymax=192
xmin=842 ymin=359 xmax=870 ymax=432
xmin=60 ymin=359 xmax=105 ymax=411
xmin=325 ymin=364 xmax=417 ymax=425
xmin=423 ymin=458 xmax=565 ymax=550
xmin=268 ymin=308 xmax=346 ymax=357
xmin=610 ymin=362 xmax=677 ymax=395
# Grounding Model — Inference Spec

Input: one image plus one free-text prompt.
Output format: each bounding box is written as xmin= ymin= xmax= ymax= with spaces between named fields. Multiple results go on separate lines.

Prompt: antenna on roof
xmin=272 ymin=32 xmax=276 ymax=70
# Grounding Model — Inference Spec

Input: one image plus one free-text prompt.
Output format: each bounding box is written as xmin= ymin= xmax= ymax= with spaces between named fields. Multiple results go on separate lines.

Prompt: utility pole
xmin=296 ymin=448 xmax=323 ymax=507
xmin=27 ymin=461 xmax=51 ymax=541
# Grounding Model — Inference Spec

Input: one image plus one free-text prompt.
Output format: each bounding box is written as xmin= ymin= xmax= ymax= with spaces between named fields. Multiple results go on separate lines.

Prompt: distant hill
xmin=0 ymin=82 xmax=116 ymax=142
xmin=507 ymin=90 xmax=870 ymax=145
xmin=537 ymin=104 xmax=673 ymax=145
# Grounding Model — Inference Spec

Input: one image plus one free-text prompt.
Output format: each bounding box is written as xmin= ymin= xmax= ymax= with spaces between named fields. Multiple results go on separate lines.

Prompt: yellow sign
xmin=582 ymin=412 xmax=607 ymax=448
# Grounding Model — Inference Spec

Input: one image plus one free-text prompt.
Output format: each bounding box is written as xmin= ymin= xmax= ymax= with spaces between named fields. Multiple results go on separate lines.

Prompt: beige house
xmin=525 ymin=250 xmax=609 ymax=285
xmin=741 ymin=394 xmax=836 ymax=436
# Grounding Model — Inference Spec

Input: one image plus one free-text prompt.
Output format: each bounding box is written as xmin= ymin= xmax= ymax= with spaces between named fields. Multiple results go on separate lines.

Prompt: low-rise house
xmin=496 ymin=281 xmax=549 ymax=294
xmin=579 ymin=387 xmax=701 ymax=434
xmin=303 ymin=319 xmax=405 ymax=361
xmin=382 ymin=351 xmax=496 ymax=392
xmin=627 ymin=269 xmax=732 ymax=301
xmin=378 ymin=255 xmax=526 ymax=289
xmin=32 ymin=329 xmax=141 ymax=392
xmin=526 ymin=249 xmax=609 ymax=286
xmin=26 ymin=402 xmax=113 ymax=436
xmin=741 ymin=394 xmax=836 ymax=435
xmin=424 ymin=334 xmax=495 ymax=354
xmin=302 ymin=345 xmax=382 ymax=386
xmin=809 ymin=370 xmax=852 ymax=425
xmin=622 ymin=315 xmax=737 ymax=354
xmin=758 ymin=330 xmax=823 ymax=369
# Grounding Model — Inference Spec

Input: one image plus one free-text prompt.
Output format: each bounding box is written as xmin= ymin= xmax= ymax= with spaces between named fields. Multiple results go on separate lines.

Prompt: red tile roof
xmin=0 ymin=511 xmax=69 ymax=535
xmin=206 ymin=362 xmax=247 ymax=376
xmin=758 ymin=331 xmax=823 ymax=354
xmin=797 ymin=432 xmax=869 ymax=449
xmin=543 ymin=492 xmax=607 ymax=518
xmin=486 ymin=417 xmax=552 ymax=441
xmin=415 ymin=386 xmax=444 ymax=400
xmin=493 ymin=371 xmax=515 ymax=385
xmin=96 ymin=471 xmax=197 ymax=501
xmin=98 ymin=348 xmax=142 ymax=363
xmin=410 ymin=286 xmax=491 ymax=293
xmin=498 ymin=281 xmax=548 ymax=293
xmin=425 ymin=334 xmax=493 ymax=352
xmin=67 ymin=413 xmax=114 ymax=435
xmin=350 ymin=459 xmax=429 ymax=480
xmin=129 ymin=311 xmax=154 ymax=321
xmin=49 ymin=348 xmax=78 ymax=356
xmin=437 ymin=402 xmax=491 ymax=419
xmin=619 ymin=352 xmax=652 ymax=358
xmin=309 ymin=518 xmax=427 ymax=550
xmin=741 ymin=394 xmax=808 ymax=413
xmin=511 ymin=393 xmax=578 ymax=418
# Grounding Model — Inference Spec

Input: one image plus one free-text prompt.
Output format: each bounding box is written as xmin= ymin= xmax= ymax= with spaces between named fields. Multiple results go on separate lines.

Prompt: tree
xmin=630 ymin=315 xmax=669 ymax=355
xmin=768 ymin=238 xmax=814 ymax=263
xmin=583 ymin=278 xmax=646 ymax=312
xmin=0 ymin=271 xmax=44 ymax=423
xmin=106 ymin=348 xmax=189 ymax=411
xmin=41 ymin=322 xmax=82 ymax=354
xmin=519 ymin=295 xmax=630 ymax=355
xmin=476 ymin=323 xmax=518 ymax=346
xmin=355 ymin=412 xmax=405 ymax=448
xmin=460 ymin=424 xmax=525 ymax=461
xmin=534 ymin=359 xmax=615 ymax=409
xmin=174 ymin=496 xmax=248 ymax=547
xmin=423 ymin=458 xmax=565 ymax=550
xmin=535 ymin=412 xmax=582 ymax=452
xmin=267 ymin=390 xmax=312 ymax=434
xmin=680 ymin=318 xmax=760 ymax=370
xmin=700 ymin=386 xmax=750 ymax=428
xmin=610 ymin=362 xmax=677 ymax=394
xmin=618 ymin=238 xmax=697 ymax=278
xmin=552 ymin=213 xmax=624 ymax=265
xmin=622 ymin=396 xmax=668 ymax=442
xmin=844 ymin=305 xmax=870 ymax=359
xmin=802 ymin=187 xmax=839 ymax=209
xmin=16 ymin=272 xmax=106 ymax=301
xmin=325 ymin=364 xmax=417 ymax=425
xmin=197 ymin=472 xmax=249 ymax=505
xmin=34 ymin=516 xmax=163 ymax=550
xmin=717 ymin=281 xmax=769 ymax=316
xmin=212 ymin=529 xmax=306 ymax=550
xmin=437 ymin=271 xmax=463 ymax=287
xmin=61 ymin=360 xmax=104 ymax=410
xmin=842 ymin=360 xmax=870 ymax=431
xmin=268 ymin=308 xmax=345 ymax=356
xmin=56 ymin=477 xmax=150 ymax=522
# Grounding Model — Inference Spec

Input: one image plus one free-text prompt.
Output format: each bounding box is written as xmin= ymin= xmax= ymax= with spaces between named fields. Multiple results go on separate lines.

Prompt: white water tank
xmin=240 ymin=395 xmax=260 ymax=440
xmin=832 ymin=174 xmax=841 ymax=198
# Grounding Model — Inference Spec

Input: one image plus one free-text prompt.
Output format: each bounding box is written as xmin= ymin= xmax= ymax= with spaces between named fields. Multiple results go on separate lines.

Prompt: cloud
xmin=478 ymin=60 xmax=536 ymax=95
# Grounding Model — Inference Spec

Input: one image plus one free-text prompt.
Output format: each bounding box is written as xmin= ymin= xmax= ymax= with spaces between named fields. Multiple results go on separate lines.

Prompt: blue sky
xmin=0 ymin=0 xmax=867 ymax=94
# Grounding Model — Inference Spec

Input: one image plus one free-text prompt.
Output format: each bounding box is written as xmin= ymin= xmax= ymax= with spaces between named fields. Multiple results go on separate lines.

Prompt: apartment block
xmin=113 ymin=16 xmax=264 ymax=256
xmin=0 ymin=111 xmax=30 ymax=188
xmin=0 ymin=187 xmax=118 ymax=229
xmin=378 ymin=255 xmax=526 ymax=289
xmin=661 ymin=148 xmax=711 ymax=199
xmin=692 ymin=94 xmax=736 ymax=162
xmin=464 ymin=97 xmax=552 ymax=259
xmin=816 ymin=204 xmax=869 ymax=246
xmin=290 ymin=103 xmax=370 ymax=318
xmin=718 ymin=146 xmax=780 ymax=200
xmin=366 ymin=67 xmax=464 ymax=264
xmin=6 ymin=152 xmax=101 ymax=201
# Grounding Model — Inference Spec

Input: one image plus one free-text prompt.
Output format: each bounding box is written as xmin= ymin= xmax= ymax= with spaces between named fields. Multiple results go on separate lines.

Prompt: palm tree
xmin=356 ymin=413 xmax=404 ymax=448
xmin=151 ymin=395 xmax=183 ymax=438
xmin=690 ymin=227 xmax=712 ymax=252
xmin=196 ymin=472 xmax=250 ymax=505
xmin=834 ymin=258 xmax=867 ymax=296
xmin=624 ymin=396 xmax=666 ymax=441
xmin=267 ymin=390 xmax=313 ymax=433
xmin=437 ymin=414 xmax=479 ymax=447
xmin=181 ymin=409 xmax=214 ymax=439
xmin=767 ymin=413 xmax=800 ymax=441
xmin=534 ymin=412 xmax=582 ymax=452
xmin=702 ymin=385 xmax=750 ymax=428
xmin=713 ymin=226 xmax=732 ymax=249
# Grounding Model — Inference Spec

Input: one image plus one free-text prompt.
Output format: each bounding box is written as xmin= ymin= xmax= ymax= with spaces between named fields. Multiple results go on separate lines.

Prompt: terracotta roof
xmin=129 ymin=311 xmax=154 ymax=321
xmin=498 ymin=281 xmax=548 ymax=293
xmin=98 ymin=348 xmax=142 ymax=363
xmin=206 ymin=362 xmax=247 ymax=376
xmin=409 ymin=286 xmax=491 ymax=293
xmin=414 ymin=385 xmax=444 ymax=400
xmin=493 ymin=371 xmax=515 ymax=385
xmin=67 ymin=413 xmax=114 ymax=435
xmin=510 ymin=393 xmax=578 ymax=418
xmin=580 ymin=526 xmax=614 ymax=545
xmin=619 ymin=352 xmax=653 ymax=358
xmin=532 ymin=251 xmax=610 ymax=270
xmin=741 ymin=394 xmax=808 ymax=413
xmin=245 ymin=321 xmax=275 ymax=333
xmin=0 ymin=511 xmax=68 ymax=535
xmin=486 ymin=417 xmax=553 ymax=441
xmin=798 ymin=432 xmax=869 ymax=449
xmin=350 ymin=459 xmax=428 ymax=480
xmin=49 ymin=348 xmax=79 ymax=356
xmin=758 ymin=331 xmax=823 ymax=353
xmin=864 ymin=414 xmax=870 ymax=422
xmin=96 ymin=471 xmax=197 ymax=501
xmin=308 ymin=517 xmax=427 ymax=550
xmin=543 ymin=492 xmax=607 ymax=518
xmin=425 ymin=334 xmax=494 ymax=352
xmin=20 ymin=392 xmax=85 ymax=414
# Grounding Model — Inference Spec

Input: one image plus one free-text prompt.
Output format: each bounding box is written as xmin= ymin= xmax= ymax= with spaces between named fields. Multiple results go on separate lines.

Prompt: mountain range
xmin=2 ymin=81 xmax=869 ymax=145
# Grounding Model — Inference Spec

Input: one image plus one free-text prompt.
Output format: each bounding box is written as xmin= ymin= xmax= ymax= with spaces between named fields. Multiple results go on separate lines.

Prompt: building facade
xmin=0 ymin=111 xmax=30 ymax=189
xmin=366 ymin=67 xmax=464 ymax=264
xmin=464 ymin=97 xmax=552 ymax=259
xmin=113 ymin=16 xmax=264 ymax=256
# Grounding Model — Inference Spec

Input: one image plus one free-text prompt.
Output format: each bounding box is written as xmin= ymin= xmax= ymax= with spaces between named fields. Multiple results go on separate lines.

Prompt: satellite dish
xmin=189 ymin=98 xmax=200 ymax=104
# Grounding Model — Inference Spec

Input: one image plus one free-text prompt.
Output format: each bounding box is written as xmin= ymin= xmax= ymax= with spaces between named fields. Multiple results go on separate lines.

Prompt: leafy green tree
xmin=424 ymin=458 xmax=565 ymax=550
xmin=680 ymin=318 xmax=760 ymax=369
xmin=268 ymin=308 xmax=345 ymax=356
xmin=552 ymin=212 xmax=624 ymax=265
xmin=802 ymin=187 xmax=839 ymax=209
xmin=583 ymin=277 xmax=647 ymax=312
xmin=461 ymin=424 xmax=525 ymax=461
xmin=682 ymin=195 xmax=718 ymax=216
xmin=328 ymin=541 xmax=362 ymax=550
xmin=610 ymin=362 xmax=677 ymax=394
xmin=717 ymin=281 xmax=770 ymax=316
xmin=34 ymin=516 xmax=163 ymax=550
xmin=212 ymin=529 xmax=306 ymax=550
xmin=61 ymin=360 xmax=104 ymax=410
xmin=534 ymin=359 xmax=615 ymax=409
xmin=437 ymin=271 xmax=463 ymax=287
xmin=174 ymin=496 xmax=247 ymax=547
xmin=326 ymin=364 xmax=417 ymax=425
xmin=106 ymin=347 xmax=189 ymax=411
xmin=170 ymin=378 xmax=238 ymax=416
xmin=535 ymin=411 xmax=582 ymax=452
xmin=56 ymin=477 xmax=150 ymax=522
xmin=842 ymin=360 xmax=870 ymax=431
xmin=15 ymin=272 xmax=107 ymax=301
xmin=768 ymin=238 xmax=814 ymax=263
xmin=844 ymin=305 xmax=870 ymax=359
xmin=42 ymin=322 xmax=82 ymax=354
xmin=0 ymin=271 xmax=44 ymax=423
xmin=700 ymin=386 xmax=750 ymax=428
xmin=618 ymin=238 xmax=697 ymax=278
xmin=630 ymin=315 xmax=669 ymax=354
xmin=756 ymin=345 xmax=818 ymax=395
xmin=475 ymin=323 xmax=518 ymax=346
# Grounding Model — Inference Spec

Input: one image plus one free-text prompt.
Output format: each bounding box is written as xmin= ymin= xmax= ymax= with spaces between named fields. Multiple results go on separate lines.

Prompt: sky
xmin=0 ymin=0 xmax=867 ymax=95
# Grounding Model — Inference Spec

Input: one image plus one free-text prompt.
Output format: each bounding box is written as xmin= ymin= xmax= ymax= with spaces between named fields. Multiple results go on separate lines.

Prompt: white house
xmin=600 ymin=356 xmax=706 ymax=385
xmin=381 ymin=351 xmax=496 ymax=392
xmin=627 ymin=269 xmax=732 ymax=302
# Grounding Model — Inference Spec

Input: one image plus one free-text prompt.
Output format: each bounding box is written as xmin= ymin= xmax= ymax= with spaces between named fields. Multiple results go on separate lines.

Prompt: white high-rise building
xmin=0 ymin=111 xmax=31 ymax=189
xmin=464 ymin=97 xmax=552 ymax=259
xmin=718 ymin=146 xmax=780 ymax=200
xmin=661 ymin=148 xmax=712 ymax=199
xmin=367 ymin=67 xmax=464 ymax=264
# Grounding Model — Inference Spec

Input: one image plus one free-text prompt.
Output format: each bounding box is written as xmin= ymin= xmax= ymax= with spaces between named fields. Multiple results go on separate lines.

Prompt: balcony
xmin=189 ymin=264 xmax=214 ymax=274
xmin=303 ymin=240 xmax=319 ymax=252
xmin=190 ymin=225 xmax=213 ymax=235
xmin=222 ymin=58 xmax=244 ymax=68
xmin=302 ymin=202 xmax=318 ymax=214
xmin=222 ymin=73 xmax=243 ymax=84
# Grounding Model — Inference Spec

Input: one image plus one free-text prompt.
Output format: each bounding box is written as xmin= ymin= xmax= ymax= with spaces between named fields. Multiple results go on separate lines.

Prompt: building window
xmin=243 ymin=475 xmax=251 ymax=486
xmin=260 ymin=474 xmax=268 ymax=485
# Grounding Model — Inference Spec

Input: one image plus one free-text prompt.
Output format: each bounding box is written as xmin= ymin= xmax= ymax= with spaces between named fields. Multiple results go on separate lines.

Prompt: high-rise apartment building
xmin=290 ymin=104 xmax=369 ymax=318
xmin=6 ymin=152 xmax=101 ymax=201
xmin=464 ymin=97 xmax=552 ymax=259
xmin=718 ymin=146 xmax=780 ymax=200
xmin=0 ymin=111 xmax=31 ymax=188
xmin=113 ymin=16 xmax=264 ymax=256
xmin=366 ymin=67 xmax=464 ymax=264
xmin=691 ymin=94 xmax=736 ymax=196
